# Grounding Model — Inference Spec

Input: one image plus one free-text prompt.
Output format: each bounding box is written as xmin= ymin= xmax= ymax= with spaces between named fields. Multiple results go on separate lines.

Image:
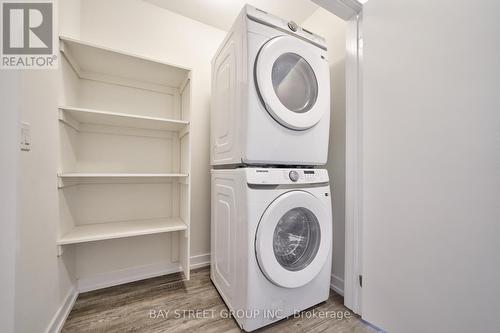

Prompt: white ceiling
xmin=143 ymin=0 xmax=319 ymax=31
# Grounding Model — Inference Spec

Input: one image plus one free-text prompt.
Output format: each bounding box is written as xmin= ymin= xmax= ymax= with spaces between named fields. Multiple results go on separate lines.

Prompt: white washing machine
xmin=211 ymin=168 xmax=332 ymax=331
xmin=210 ymin=5 xmax=331 ymax=167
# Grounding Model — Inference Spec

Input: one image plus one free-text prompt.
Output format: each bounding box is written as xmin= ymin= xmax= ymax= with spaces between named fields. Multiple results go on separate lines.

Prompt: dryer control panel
xmin=246 ymin=168 xmax=329 ymax=185
xmin=245 ymin=5 xmax=327 ymax=50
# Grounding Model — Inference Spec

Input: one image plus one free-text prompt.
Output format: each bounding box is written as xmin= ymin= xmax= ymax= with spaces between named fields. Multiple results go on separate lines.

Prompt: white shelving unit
xmin=57 ymin=36 xmax=192 ymax=281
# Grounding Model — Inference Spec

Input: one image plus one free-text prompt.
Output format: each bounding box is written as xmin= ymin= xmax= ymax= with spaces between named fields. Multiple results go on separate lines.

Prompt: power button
xmin=289 ymin=170 xmax=299 ymax=182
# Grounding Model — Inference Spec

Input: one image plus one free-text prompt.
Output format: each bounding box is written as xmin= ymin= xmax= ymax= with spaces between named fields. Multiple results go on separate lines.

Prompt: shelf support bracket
xmin=57 ymin=245 xmax=64 ymax=257
xmin=57 ymin=177 xmax=80 ymax=189
xmin=178 ymin=125 xmax=189 ymax=140
xmin=58 ymin=109 xmax=81 ymax=132
xmin=57 ymin=177 xmax=64 ymax=189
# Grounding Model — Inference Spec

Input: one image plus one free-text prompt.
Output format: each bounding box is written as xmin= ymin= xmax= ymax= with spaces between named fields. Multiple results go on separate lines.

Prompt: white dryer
xmin=211 ymin=168 xmax=332 ymax=331
xmin=211 ymin=5 xmax=331 ymax=167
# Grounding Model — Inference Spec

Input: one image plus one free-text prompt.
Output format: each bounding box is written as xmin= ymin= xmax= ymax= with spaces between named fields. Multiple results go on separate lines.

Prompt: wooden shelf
xmin=57 ymin=218 xmax=187 ymax=246
xmin=59 ymin=35 xmax=190 ymax=91
xmin=59 ymin=106 xmax=189 ymax=132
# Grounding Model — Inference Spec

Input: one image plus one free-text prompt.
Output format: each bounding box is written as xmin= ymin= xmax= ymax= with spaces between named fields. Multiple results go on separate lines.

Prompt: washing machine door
xmin=255 ymin=190 xmax=331 ymax=288
xmin=255 ymin=35 xmax=329 ymax=131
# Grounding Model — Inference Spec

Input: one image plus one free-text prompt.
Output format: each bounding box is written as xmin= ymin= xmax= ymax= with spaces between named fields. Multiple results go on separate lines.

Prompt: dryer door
xmin=255 ymin=36 xmax=329 ymax=130
xmin=255 ymin=190 xmax=331 ymax=288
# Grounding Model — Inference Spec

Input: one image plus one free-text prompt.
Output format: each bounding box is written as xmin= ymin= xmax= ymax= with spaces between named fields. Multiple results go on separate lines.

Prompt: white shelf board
xmin=59 ymin=35 xmax=190 ymax=89
xmin=57 ymin=218 xmax=187 ymax=246
xmin=58 ymin=173 xmax=188 ymax=179
xmin=59 ymin=106 xmax=189 ymax=132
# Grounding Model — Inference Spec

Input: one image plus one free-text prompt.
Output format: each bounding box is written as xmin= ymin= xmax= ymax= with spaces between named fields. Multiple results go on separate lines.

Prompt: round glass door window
xmin=273 ymin=207 xmax=321 ymax=271
xmin=271 ymin=53 xmax=318 ymax=114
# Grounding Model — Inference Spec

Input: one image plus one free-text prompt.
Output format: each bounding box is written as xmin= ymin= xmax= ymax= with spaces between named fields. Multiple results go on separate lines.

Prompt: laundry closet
xmin=5 ymin=0 xmax=495 ymax=332
xmin=7 ymin=1 xmax=349 ymax=332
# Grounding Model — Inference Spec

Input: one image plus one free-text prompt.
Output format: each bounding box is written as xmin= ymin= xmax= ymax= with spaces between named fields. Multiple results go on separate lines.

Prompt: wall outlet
xmin=20 ymin=122 xmax=31 ymax=151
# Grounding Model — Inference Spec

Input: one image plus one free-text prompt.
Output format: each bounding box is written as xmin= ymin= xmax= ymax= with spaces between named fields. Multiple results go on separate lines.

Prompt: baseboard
xmin=45 ymin=286 xmax=78 ymax=333
xmin=190 ymin=253 xmax=210 ymax=269
xmin=78 ymin=253 xmax=211 ymax=293
xmin=78 ymin=261 xmax=181 ymax=293
xmin=330 ymin=273 xmax=345 ymax=296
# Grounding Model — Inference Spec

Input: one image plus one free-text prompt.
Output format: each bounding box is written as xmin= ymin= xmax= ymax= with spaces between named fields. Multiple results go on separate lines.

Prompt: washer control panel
xmin=246 ymin=168 xmax=329 ymax=185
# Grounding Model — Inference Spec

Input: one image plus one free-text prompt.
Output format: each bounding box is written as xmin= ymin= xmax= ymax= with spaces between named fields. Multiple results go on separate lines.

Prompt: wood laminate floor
xmin=62 ymin=267 xmax=379 ymax=333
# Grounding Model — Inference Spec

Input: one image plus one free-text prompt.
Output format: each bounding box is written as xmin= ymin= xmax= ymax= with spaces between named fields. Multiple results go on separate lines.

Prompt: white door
xmin=360 ymin=1 xmax=500 ymax=332
xmin=255 ymin=36 xmax=330 ymax=130
xmin=255 ymin=191 xmax=331 ymax=288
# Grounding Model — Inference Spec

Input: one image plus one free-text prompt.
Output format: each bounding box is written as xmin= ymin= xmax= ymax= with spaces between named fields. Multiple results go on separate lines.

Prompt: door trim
xmin=312 ymin=0 xmax=363 ymax=20
xmin=344 ymin=13 xmax=363 ymax=314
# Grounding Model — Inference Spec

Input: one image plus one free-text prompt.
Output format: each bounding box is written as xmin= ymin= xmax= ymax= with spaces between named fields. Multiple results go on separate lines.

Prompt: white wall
xmin=15 ymin=68 xmax=77 ymax=333
xmin=68 ymin=0 xmax=225 ymax=279
xmin=361 ymin=1 xmax=500 ymax=332
xmin=11 ymin=2 xmax=81 ymax=332
xmin=302 ymin=8 xmax=347 ymax=294
xmin=0 ymin=72 xmax=19 ymax=333
xmin=59 ymin=0 xmax=81 ymax=38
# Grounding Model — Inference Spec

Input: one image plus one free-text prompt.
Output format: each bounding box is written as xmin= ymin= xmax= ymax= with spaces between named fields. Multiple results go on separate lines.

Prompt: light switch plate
xmin=20 ymin=122 xmax=31 ymax=151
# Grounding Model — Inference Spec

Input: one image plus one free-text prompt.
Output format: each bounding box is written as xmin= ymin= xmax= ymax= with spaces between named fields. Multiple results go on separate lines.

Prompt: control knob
xmin=288 ymin=21 xmax=298 ymax=32
xmin=289 ymin=170 xmax=299 ymax=182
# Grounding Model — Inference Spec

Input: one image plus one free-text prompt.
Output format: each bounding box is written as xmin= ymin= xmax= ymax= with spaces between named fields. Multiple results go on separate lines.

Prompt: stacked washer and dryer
xmin=210 ymin=5 xmax=333 ymax=332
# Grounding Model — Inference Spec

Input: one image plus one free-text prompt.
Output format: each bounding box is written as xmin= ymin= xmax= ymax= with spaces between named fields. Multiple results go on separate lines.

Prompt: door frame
xmin=344 ymin=13 xmax=363 ymax=314
xmin=312 ymin=0 xmax=364 ymax=315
